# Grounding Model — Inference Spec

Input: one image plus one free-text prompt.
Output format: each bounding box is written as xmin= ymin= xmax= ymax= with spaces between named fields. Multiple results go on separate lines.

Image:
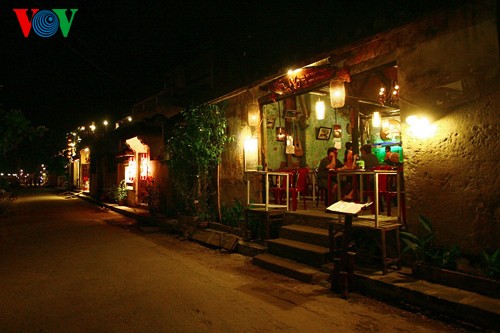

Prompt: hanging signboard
xmin=266 ymin=66 xmax=336 ymax=96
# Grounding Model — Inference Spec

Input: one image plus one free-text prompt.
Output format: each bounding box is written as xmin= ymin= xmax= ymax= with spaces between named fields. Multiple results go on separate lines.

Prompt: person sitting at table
xmin=384 ymin=146 xmax=392 ymax=164
xmin=360 ymin=144 xmax=380 ymax=170
xmin=384 ymin=152 xmax=403 ymax=167
xmin=317 ymin=147 xmax=343 ymax=205
xmin=342 ymin=144 xmax=380 ymax=200
xmin=341 ymin=142 xmax=356 ymax=170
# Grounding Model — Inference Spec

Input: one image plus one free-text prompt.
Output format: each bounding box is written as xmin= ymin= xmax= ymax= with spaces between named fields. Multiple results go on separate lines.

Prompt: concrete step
xmin=252 ymin=253 xmax=330 ymax=283
xmin=266 ymin=238 xmax=330 ymax=267
xmin=280 ymin=224 xmax=339 ymax=248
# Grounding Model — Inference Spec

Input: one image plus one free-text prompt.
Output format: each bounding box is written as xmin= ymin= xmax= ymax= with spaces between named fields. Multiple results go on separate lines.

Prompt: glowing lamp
xmin=276 ymin=127 xmax=286 ymax=141
xmin=372 ymin=111 xmax=381 ymax=127
xmin=406 ymin=115 xmax=436 ymax=138
xmin=315 ymin=100 xmax=325 ymax=120
xmin=247 ymin=101 xmax=260 ymax=127
xmin=329 ymin=79 xmax=345 ymax=108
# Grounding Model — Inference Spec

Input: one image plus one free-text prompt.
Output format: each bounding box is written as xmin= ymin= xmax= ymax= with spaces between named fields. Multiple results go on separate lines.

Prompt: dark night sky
xmin=0 ymin=1 xmax=455 ymax=136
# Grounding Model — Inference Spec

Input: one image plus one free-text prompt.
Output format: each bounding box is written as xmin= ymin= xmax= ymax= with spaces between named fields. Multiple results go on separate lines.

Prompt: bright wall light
xmin=244 ymin=137 xmax=259 ymax=171
xmin=315 ymin=100 xmax=325 ymax=120
xmin=406 ymin=115 xmax=436 ymax=138
xmin=372 ymin=111 xmax=381 ymax=127
xmin=244 ymin=137 xmax=258 ymax=153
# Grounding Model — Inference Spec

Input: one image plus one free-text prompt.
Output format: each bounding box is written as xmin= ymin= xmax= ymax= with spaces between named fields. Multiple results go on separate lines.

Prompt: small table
xmin=245 ymin=171 xmax=290 ymax=211
xmin=336 ymin=169 xmax=402 ymax=227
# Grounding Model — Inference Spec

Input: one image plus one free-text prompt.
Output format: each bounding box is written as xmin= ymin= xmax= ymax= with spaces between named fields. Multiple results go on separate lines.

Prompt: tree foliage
xmin=0 ymin=108 xmax=46 ymax=157
xmin=167 ymin=104 xmax=232 ymax=216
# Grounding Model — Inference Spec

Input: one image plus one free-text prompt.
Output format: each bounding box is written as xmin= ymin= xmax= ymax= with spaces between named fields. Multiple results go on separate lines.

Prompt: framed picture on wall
xmin=317 ymin=127 xmax=332 ymax=140
xmin=284 ymin=110 xmax=297 ymax=119
xmin=266 ymin=117 xmax=276 ymax=128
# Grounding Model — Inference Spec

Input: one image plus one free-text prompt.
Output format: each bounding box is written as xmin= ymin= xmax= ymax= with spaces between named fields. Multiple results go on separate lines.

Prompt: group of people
xmin=317 ymin=142 xmax=402 ymax=206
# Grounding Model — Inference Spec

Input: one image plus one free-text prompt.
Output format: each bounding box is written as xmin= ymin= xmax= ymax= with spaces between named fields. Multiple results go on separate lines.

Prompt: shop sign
xmin=266 ymin=66 xmax=335 ymax=96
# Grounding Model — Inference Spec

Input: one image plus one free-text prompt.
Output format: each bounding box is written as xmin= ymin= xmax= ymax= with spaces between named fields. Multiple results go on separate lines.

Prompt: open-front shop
xmin=259 ymin=62 xmax=402 ymax=172
xmin=242 ymin=60 xmax=404 ymax=226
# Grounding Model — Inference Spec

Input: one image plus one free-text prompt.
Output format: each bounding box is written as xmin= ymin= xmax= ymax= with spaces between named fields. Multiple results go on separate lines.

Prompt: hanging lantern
xmin=372 ymin=111 xmax=381 ymax=127
xmin=276 ymin=127 xmax=286 ymax=141
xmin=247 ymin=101 xmax=260 ymax=127
xmin=329 ymin=79 xmax=345 ymax=108
xmin=315 ymin=99 xmax=325 ymax=120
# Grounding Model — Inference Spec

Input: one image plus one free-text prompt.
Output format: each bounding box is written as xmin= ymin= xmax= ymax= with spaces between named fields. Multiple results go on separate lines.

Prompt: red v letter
xmin=13 ymin=9 xmax=40 ymax=37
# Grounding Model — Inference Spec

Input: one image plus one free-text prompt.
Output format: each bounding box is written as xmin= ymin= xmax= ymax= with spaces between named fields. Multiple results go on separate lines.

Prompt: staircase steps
xmin=266 ymin=238 xmax=330 ymax=268
xmin=252 ymin=253 xmax=330 ymax=283
xmin=279 ymin=224 xmax=331 ymax=248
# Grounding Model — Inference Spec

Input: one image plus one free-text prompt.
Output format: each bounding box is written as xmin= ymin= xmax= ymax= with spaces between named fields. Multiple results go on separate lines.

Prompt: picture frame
xmin=266 ymin=117 xmax=276 ymax=129
xmin=284 ymin=110 xmax=297 ymax=119
xmin=317 ymin=127 xmax=332 ymax=140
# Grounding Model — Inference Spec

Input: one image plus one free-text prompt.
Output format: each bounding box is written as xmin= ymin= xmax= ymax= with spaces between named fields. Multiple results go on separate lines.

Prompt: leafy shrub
xmin=221 ymin=199 xmax=244 ymax=227
xmin=401 ymin=215 xmax=461 ymax=270
xmin=481 ymin=249 xmax=500 ymax=280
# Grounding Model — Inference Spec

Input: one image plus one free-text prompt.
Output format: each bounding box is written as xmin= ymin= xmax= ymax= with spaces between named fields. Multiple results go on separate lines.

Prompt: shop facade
xmin=89 ymin=0 xmax=498 ymax=254
xmin=214 ymin=0 xmax=499 ymax=253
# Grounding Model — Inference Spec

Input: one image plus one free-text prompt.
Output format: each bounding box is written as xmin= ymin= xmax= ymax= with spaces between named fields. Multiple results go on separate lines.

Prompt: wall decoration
xmin=284 ymin=110 xmax=297 ymax=119
xmin=333 ymin=124 xmax=342 ymax=138
xmin=380 ymin=118 xmax=401 ymax=141
xmin=317 ymin=127 xmax=332 ymax=140
xmin=266 ymin=117 xmax=276 ymax=128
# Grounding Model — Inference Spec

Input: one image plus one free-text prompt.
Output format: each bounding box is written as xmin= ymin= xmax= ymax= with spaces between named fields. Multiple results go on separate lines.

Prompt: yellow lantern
xmin=329 ymin=79 xmax=345 ymax=108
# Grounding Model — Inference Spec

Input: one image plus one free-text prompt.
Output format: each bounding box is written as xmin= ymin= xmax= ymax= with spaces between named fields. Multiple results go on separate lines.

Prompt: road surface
xmin=0 ymin=188 xmax=464 ymax=332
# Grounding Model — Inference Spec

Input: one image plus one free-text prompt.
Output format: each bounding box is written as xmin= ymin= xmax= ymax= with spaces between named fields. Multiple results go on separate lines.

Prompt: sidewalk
xmin=72 ymin=191 xmax=499 ymax=332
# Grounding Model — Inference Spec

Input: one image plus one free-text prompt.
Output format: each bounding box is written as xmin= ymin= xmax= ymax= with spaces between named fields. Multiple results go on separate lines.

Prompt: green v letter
xmin=52 ymin=9 xmax=78 ymax=37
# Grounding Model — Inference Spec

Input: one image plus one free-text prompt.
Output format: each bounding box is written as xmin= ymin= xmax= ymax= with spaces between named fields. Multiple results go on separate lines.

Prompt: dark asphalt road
xmin=0 ymin=188 xmax=463 ymax=332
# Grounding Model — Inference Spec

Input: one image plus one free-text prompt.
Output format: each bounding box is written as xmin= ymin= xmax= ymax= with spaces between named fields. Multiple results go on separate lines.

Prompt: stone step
xmin=280 ymin=224 xmax=338 ymax=248
xmin=252 ymin=253 xmax=330 ymax=284
xmin=266 ymin=238 xmax=330 ymax=267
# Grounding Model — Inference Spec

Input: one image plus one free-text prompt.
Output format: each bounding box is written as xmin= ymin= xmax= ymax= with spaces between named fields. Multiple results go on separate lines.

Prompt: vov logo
xmin=13 ymin=9 xmax=78 ymax=38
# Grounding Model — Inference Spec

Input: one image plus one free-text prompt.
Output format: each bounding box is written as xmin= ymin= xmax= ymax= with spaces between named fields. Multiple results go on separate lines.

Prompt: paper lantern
xmin=315 ymin=100 xmax=325 ymax=120
xmin=329 ymin=79 xmax=345 ymax=108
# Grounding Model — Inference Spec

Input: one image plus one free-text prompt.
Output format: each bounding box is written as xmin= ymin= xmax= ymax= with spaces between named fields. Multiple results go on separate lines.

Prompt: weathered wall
xmin=219 ymin=89 xmax=263 ymax=206
xmin=397 ymin=0 xmax=499 ymax=253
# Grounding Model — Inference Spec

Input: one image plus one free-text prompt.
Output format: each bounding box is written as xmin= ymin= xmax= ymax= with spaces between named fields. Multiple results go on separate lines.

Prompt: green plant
xmin=481 ymin=249 xmax=500 ymax=279
xmin=167 ymin=104 xmax=233 ymax=217
xmin=108 ymin=179 xmax=127 ymax=204
xmin=221 ymin=199 xmax=244 ymax=227
xmin=427 ymin=244 xmax=462 ymax=271
xmin=401 ymin=215 xmax=462 ymax=270
xmin=401 ymin=215 xmax=436 ymax=263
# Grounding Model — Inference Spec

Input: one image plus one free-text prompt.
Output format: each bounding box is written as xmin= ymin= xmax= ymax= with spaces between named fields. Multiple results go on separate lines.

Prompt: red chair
xmin=271 ymin=169 xmax=295 ymax=205
xmin=363 ymin=166 xmax=405 ymax=221
xmin=273 ymin=168 xmax=308 ymax=211
xmin=379 ymin=167 xmax=406 ymax=222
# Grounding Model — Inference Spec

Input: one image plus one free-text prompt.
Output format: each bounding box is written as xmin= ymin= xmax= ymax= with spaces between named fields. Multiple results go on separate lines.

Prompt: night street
xmin=0 ymin=188 xmax=464 ymax=332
